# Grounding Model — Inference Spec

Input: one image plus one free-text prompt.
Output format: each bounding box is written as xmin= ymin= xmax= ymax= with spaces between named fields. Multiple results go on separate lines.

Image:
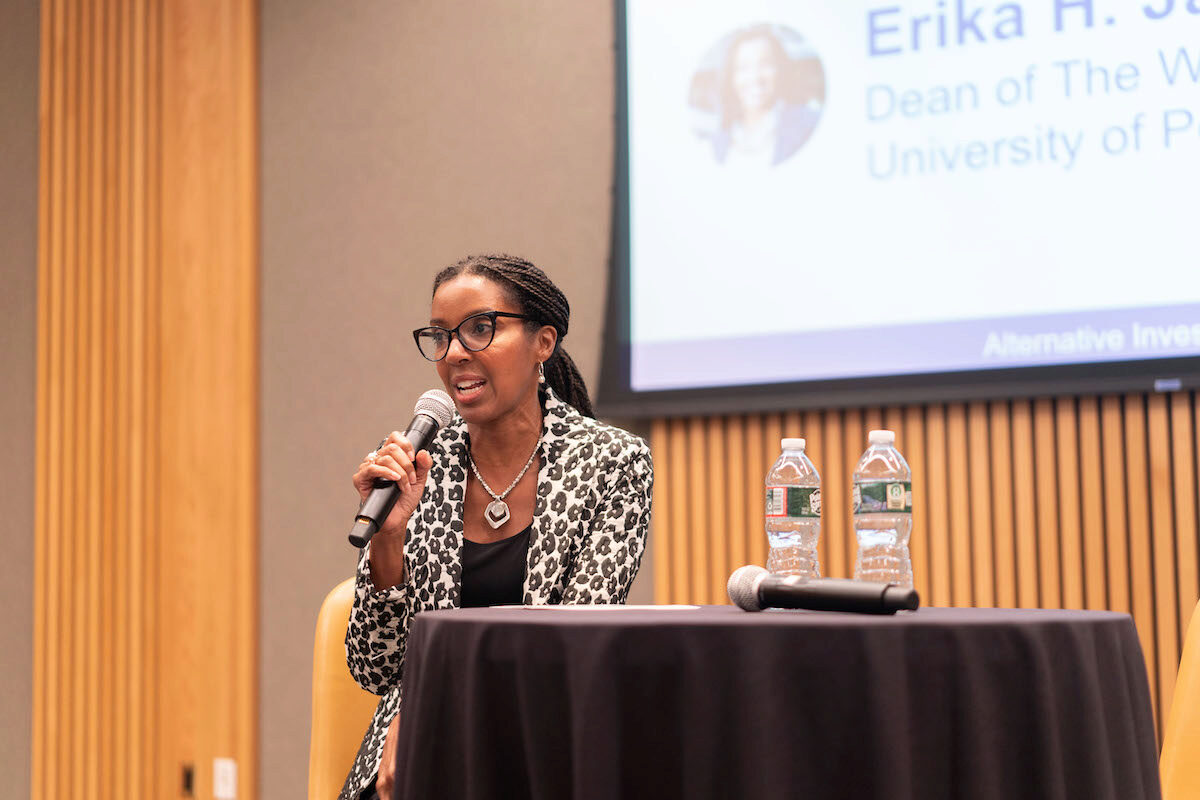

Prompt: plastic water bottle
xmin=764 ymin=438 xmax=821 ymax=579
xmin=852 ymin=430 xmax=913 ymax=587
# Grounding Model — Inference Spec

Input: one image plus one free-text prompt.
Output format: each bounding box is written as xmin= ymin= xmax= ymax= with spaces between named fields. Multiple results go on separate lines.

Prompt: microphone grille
xmin=414 ymin=389 xmax=455 ymax=428
xmin=727 ymin=565 xmax=768 ymax=611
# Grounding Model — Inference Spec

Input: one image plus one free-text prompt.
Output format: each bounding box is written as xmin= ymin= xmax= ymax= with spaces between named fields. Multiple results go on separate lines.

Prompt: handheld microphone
xmin=347 ymin=389 xmax=454 ymax=548
xmin=726 ymin=565 xmax=919 ymax=614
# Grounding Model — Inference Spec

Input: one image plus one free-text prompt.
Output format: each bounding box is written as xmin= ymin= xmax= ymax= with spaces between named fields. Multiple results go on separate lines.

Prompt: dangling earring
xmin=538 ymin=362 xmax=546 ymax=384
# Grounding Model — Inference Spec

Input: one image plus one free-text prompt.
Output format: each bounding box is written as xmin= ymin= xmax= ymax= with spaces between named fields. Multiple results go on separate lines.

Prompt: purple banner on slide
xmin=632 ymin=304 xmax=1200 ymax=391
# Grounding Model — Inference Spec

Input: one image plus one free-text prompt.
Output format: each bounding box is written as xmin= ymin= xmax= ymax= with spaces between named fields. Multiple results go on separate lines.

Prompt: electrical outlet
xmin=213 ymin=758 xmax=237 ymax=800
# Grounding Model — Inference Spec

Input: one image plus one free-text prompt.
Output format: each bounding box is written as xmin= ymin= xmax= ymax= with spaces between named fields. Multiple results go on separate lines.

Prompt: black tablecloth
xmin=393 ymin=606 xmax=1160 ymax=800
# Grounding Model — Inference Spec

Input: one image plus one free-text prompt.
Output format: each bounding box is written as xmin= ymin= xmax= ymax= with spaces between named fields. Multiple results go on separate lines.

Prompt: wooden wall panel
xmin=724 ymin=417 xmax=747 ymax=586
xmin=650 ymin=418 xmax=671 ymax=602
xmin=685 ymin=418 xmax=708 ymax=604
xmin=822 ymin=411 xmax=848 ymax=580
xmin=926 ymin=407 xmax=952 ymax=606
xmin=33 ymin=1 xmax=258 ymax=798
xmin=1147 ymin=394 xmax=1178 ymax=724
xmin=1102 ymin=396 xmax=1132 ymax=615
xmin=989 ymin=402 xmax=1017 ymax=609
xmin=1125 ymin=397 xmax=1159 ymax=720
xmin=967 ymin=403 xmax=994 ymax=607
xmin=1034 ymin=398 xmax=1062 ymax=610
xmin=651 ymin=389 xmax=1200 ymax=738
xmin=1011 ymin=400 xmax=1040 ymax=608
xmin=1078 ymin=398 xmax=1107 ymax=610
xmin=1056 ymin=398 xmax=1084 ymax=609
xmin=667 ymin=418 xmax=689 ymax=603
xmin=947 ymin=404 xmax=973 ymax=607
xmin=706 ymin=417 xmax=727 ymax=605
xmin=744 ymin=415 xmax=767 ymax=572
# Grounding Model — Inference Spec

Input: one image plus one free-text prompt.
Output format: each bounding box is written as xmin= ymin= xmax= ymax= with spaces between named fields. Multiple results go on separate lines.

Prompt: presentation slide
xmin=625 ymin=0 xmax=1200 ymax=392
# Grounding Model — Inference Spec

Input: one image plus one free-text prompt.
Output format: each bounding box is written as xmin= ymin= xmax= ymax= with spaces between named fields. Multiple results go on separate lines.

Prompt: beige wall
xmin=0 ymin=1 xmax=38 ymax=797
xmin=261 ymin=2 xmax=648 ymax=797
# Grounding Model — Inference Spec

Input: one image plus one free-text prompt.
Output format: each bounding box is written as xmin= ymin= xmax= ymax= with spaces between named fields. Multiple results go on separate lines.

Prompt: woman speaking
xmin=339 ymin=254 xmax=654 ymax=800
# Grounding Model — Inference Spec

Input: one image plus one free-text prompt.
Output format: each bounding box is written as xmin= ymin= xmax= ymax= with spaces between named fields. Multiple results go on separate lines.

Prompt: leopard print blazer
xmin=338 ymin=388 xmax=653 ymax=800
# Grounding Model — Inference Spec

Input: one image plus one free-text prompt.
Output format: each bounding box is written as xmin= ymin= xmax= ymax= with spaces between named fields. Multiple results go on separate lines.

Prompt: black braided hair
xmin=432 ymin=254 xmax=595 ymax=418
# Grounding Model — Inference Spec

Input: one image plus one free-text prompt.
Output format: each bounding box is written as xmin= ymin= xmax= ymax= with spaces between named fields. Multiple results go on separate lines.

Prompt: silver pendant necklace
xmin=467 ymin=439 xmax=541 ymax=529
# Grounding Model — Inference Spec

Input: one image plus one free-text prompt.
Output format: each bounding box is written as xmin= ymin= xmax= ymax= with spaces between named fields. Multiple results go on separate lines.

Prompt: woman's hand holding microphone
xmin=353 ymin=431 xmax=433 ymax=590
xmin=350 ymin=431 xmax=434 ymax=799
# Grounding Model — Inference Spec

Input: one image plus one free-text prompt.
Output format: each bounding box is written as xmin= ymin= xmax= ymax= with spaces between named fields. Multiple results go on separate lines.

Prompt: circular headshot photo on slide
xmin=688 ymin=23 xmax=826 ymax=167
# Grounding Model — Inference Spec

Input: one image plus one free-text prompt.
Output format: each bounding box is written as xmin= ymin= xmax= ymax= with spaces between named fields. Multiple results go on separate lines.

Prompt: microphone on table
xmin=347 ymin=389 xmax=455 ymax=548
xmin=726 ymin=565 xmax=919 ymax=614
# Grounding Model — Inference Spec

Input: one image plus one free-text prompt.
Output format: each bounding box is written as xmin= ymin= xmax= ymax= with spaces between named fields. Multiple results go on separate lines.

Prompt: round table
xmin=392 ymin=605 xmax=1161 ymax=800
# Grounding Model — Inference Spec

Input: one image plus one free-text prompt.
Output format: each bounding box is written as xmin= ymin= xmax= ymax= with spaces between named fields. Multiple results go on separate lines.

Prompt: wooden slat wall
xmin=33 ymin=2 xmax=258 ymax=799
xmin=651 ymin=393 xmax=1200 ymax=735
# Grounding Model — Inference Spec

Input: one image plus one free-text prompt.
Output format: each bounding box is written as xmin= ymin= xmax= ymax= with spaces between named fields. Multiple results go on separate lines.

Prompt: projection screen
xmin=599 ymin=0 xmax=1200 ymax=416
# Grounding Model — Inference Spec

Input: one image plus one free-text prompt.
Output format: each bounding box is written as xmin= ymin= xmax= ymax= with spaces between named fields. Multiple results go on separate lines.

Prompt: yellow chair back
xmin=309 ymin=578 xmax=381 ymax=800
xmin=1162 ymin=600 xmax=1200 ymax=799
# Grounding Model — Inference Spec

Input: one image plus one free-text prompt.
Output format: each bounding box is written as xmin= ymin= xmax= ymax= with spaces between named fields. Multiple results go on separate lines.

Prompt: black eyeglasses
xmin=412 ymin=311 xmax=534 ymax=362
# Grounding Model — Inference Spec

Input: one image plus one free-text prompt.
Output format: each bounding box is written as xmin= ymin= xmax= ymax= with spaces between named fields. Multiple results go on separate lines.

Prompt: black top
xmin=460 ymin=525 xmax=531 ymax=608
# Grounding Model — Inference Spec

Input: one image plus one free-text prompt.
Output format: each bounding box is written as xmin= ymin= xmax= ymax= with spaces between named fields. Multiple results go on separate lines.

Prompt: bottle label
xmin=853 ymin=481 xmax=912 ymax=514
xmin=765 ymin=486 xmax=821 ymax=518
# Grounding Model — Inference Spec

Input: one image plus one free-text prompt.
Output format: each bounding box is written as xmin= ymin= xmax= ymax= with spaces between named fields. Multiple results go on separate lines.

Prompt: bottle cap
xmin=868 ymin=430 xmax=895 ymax=445
xmin=781 ymin=437 xmax=806 ymax=451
